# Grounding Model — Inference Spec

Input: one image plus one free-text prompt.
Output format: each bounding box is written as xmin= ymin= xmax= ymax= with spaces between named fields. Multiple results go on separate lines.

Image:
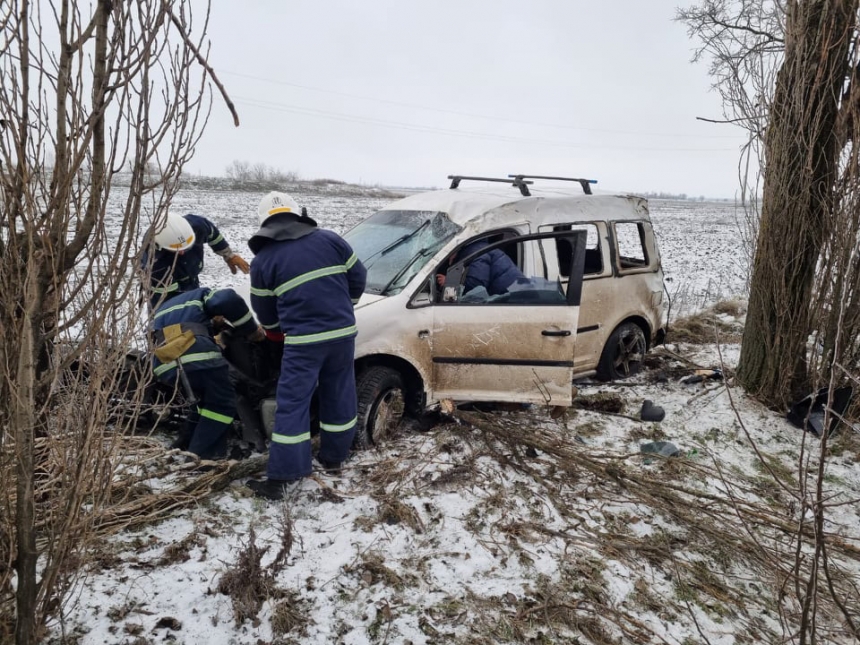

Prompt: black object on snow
xmin=640 ymin=399 xmax=666 ymax=422
xmin=640 ymin=441 xmax=681 ymax=458
xmin=681 ymin=369 xmax=723 ymax=385
xmin=787 ymin=386 xmax=853 ymax=437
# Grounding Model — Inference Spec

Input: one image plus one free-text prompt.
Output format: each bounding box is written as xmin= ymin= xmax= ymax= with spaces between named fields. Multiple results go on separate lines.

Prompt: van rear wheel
xmin=596 ymin=322 xmax=647 ymax=381
xmin=354 ymin=367 xmax=405 ymax=449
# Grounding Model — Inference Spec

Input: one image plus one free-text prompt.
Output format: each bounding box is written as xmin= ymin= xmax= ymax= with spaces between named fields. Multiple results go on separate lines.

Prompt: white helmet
xmin=258 ymin=191 xmax=300 ymax=225
xmin=154 ymin=213 xmax=195 ymax=252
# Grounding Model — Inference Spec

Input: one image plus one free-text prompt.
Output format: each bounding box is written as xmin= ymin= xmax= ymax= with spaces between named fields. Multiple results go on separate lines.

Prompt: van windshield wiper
xmin=363 ymin=219 xmax=431 ymax=270
xmin=379 ymin=245 xmax=435 ymax=295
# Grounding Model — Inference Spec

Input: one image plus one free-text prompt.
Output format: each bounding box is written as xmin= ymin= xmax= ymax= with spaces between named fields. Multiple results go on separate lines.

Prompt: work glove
xmin=225 ymin=252 xmax=250 ymax=275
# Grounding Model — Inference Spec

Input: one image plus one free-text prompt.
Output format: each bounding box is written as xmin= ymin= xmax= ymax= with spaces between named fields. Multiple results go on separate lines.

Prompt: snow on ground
xmin=50 ymin=188 xmax=860 ymax=644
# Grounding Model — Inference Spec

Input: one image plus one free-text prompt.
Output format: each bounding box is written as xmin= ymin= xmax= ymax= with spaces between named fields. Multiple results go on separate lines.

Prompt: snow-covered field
xmin=52 ymin=189 xmax=860 ymax=645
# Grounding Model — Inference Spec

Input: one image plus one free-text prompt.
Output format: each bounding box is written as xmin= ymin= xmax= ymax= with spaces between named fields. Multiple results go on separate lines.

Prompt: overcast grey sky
xmin=192 ymin=1 xmax=747 ymax=198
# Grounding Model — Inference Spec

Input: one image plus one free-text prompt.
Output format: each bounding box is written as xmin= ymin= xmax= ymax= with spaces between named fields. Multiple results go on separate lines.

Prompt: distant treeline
xmin=639 ymin=191 xmax=732 ymax=202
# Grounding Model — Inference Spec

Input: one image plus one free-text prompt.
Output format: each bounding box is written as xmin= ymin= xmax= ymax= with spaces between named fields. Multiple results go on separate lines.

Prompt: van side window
xmin=614 ymin=222 xmax=648 ymax=270
xmin=552 ymin=224 xmax=602 ymax=276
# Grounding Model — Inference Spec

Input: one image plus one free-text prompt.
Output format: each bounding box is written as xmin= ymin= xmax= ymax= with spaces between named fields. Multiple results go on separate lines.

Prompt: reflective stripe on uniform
xmin=231 ymin=311 xmax=253 ymax=327
xmin=271 ymin=431 xmax=311 ymax=445
xmin=320 ymin=416 xmax=357 ymax=433
xmin=250 ymin=285 xmax=275 ymax=297
xmin=345 ymin=253 xmax=358 ymax=269
xmin=274 ymin=265 xmax=347 ymax=296
xmin=154 ymin=299 xmax=204 ymax=319
xmin=283 ymin=325 xmax=357 ymax=346
xmin=154 ymin=351 xmax=223 ymax=376
xmin=209 ymin=233 xmax=224 ymax=245
xmin=152 ymin=282 xmax=180 ymax=294
xmin=262 ymin=321 xmax=281 ymax=330
xmin=198 ymin=407 xmax=233 ymax=424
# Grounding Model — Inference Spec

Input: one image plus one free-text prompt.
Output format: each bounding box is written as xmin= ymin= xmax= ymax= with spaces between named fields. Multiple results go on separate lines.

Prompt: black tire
xmin=596 ymin=321 xmax=647 ymax=381
xmin=354 ymin=366 xmax=405 ymax=450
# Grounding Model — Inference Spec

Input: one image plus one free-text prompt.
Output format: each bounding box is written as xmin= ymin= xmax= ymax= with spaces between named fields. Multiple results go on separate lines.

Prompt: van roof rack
xmin=508 ymin=174 xmax=597 ymax=195
xmin=448 ymin=175 xmax=534 ymax=197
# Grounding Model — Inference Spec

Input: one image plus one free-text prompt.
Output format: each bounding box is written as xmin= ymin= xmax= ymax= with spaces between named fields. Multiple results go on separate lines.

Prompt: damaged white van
xmin=345 ymin=175 xmax=667 ymax=446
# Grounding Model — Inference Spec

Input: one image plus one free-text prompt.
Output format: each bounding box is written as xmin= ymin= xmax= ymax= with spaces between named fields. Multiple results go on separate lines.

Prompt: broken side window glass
xmin=614 ymin=222 xmax=649 ymax=270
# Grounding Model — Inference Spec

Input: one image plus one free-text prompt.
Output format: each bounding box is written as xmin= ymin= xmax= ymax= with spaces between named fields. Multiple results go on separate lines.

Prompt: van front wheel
xmin=596 ymin=322 xmax=647 ymax=381
xmin=354 ymin=367 xmax=405 ymax=450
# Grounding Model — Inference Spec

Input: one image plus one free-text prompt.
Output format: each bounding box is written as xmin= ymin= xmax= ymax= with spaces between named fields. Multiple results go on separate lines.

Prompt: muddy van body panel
xmin=429 ymin=304 xmax=579 ymax=405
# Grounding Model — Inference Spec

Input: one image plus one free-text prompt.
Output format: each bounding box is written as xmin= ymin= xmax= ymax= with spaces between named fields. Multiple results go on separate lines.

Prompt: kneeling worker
xmin=151 ymin=287 xmax=264 ymax=459
xmin=246 ymin=192 xmax=367 ymax=500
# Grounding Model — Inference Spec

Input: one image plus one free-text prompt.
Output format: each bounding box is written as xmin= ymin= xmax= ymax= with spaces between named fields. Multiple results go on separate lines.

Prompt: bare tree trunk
xmin=736 ymin=0 xmax=858 ymax=408
xmin=13 ymin=272 xmax=40 ymax=645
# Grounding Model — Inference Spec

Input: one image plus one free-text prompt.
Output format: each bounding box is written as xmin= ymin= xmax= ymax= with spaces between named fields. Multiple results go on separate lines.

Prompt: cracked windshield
xmin=344 ymin=210 xmax=461 ymax=295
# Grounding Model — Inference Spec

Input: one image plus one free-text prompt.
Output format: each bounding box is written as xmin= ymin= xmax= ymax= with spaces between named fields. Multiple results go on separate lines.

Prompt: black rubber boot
xmin=246 ymin=478 xmax=296 ymax=501
xmin=315 ymin=457 xmax=342 ymax=474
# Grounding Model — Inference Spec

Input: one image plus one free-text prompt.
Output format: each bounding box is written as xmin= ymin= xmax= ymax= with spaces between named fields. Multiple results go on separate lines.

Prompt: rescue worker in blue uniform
xmin=144 ymin=212 xmax=251 ymax=308
xmin=151 ymin=287 xmax=264 ymax=459
xmin=436 ymin=238 xmax=526 ymax=296
xmin=246 ymin=192 xmax=367 ymax=500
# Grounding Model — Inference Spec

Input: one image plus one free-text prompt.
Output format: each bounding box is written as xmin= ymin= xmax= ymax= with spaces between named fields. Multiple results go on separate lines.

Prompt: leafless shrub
xmin=217 ymin=526 xmax=275 ymax=626
xmin=218 ymin=509 xmax=304 ymax=629
xmin=224 ymin=159 xmax=299 ymax=187
xmin=0 ymin=1 xmax=237 ymax=641
xmin=268 ymin=502 xmax=296 ymax=575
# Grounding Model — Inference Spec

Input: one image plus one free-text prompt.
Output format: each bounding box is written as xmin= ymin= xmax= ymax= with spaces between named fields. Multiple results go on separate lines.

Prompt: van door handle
xmin=418 ymin=329 xmax=430 ymax=339
xmin=542 ymin=329 xmax=571 ymax=337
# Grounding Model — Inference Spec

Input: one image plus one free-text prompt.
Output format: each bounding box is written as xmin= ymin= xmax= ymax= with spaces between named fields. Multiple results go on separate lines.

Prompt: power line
xmin=222 ymin=69 xmax=742 ymax=140
xmin=234 ymin=95 xmax=740 ymax=153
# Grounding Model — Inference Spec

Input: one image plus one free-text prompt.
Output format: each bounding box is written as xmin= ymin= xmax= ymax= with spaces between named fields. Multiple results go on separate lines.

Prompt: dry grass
xmin=355 ymin=494 xmax=425 ymax=534
xmin=670 ymin=305 xmax=745 ymax=344
xmin=443 ymin=408 xmax=860 ymax=642
xmin=571 ymin=392 xmax=626 ymax=414
xmin=351 ymin=551 xmax=412 ymax=590
xmin=158 ymin=531 xmax=205 ymax=566
xmin=270 ymin=591 xmax=311 ymax=639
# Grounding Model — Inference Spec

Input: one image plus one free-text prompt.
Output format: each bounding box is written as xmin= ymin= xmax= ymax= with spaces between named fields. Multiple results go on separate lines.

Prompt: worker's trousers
xmin=172 ymin=365 xmax=235 ymax=460
xmin=268 ymin=338 xmax=357 ymax=481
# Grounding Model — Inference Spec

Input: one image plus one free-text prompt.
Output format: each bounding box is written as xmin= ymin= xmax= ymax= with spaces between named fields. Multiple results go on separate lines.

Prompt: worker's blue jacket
xmin=144 ymin=214 xmax=231 ymax=307
xmin=460 ymin=239 xmax=526 ymax=296
xmin=151 ymin=287 xmax=258 ymax=380
xmin=249 ymin=214 xmax=367 ymax=345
